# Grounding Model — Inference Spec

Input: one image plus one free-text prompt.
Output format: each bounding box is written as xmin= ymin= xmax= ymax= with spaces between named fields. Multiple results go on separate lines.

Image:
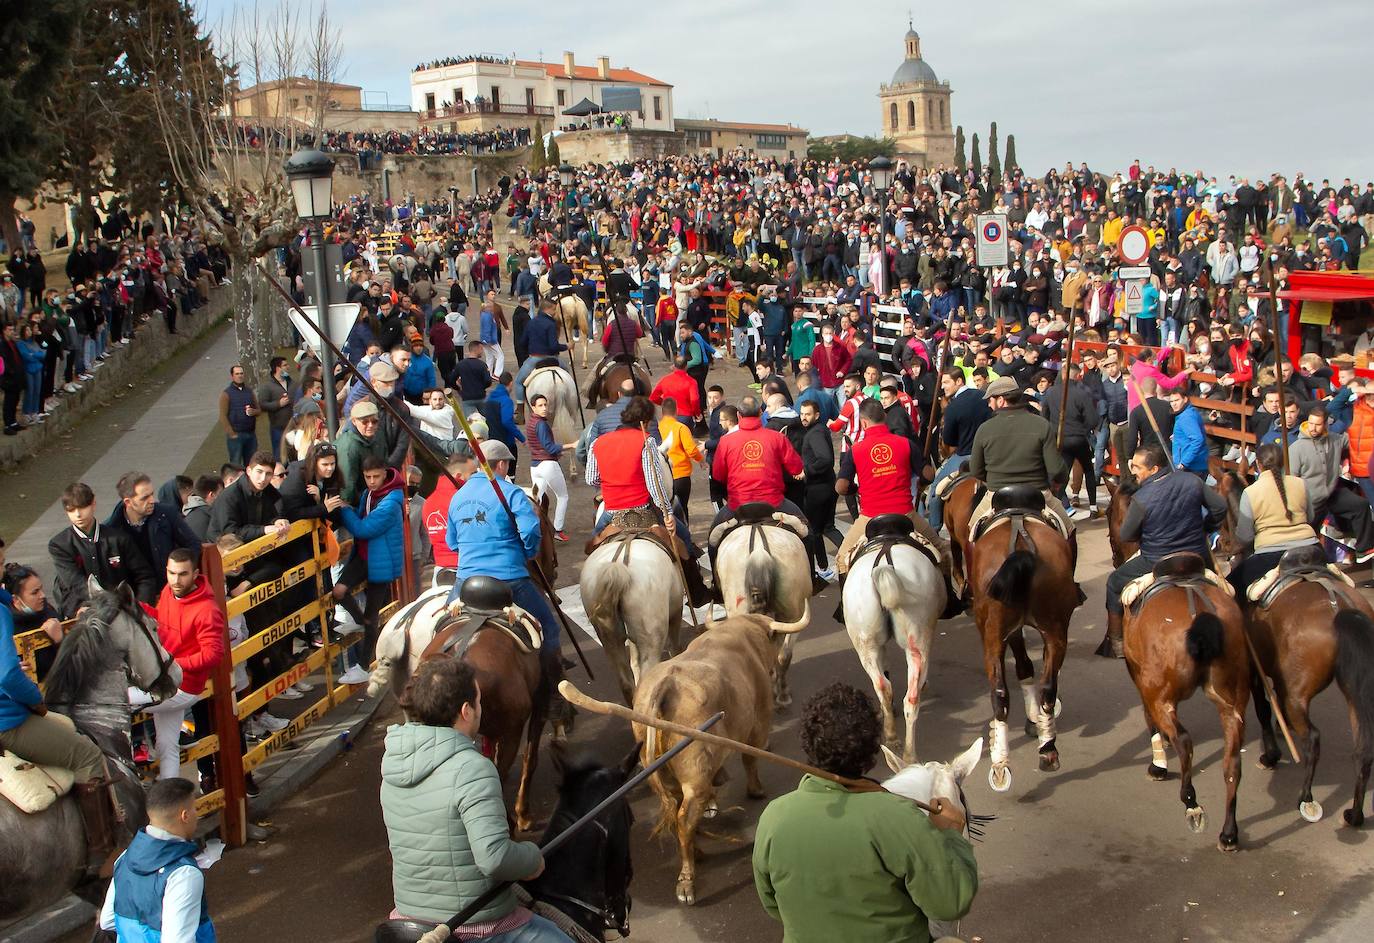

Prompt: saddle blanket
xmin=708 ymin=510 xmax=808 ymax=547
xmin=1247 ymin=562 xmax=1354 ymax=603
xmin=1121 ymin=568 xmax=1233 ymax=609
xmin=0 ymin=712 xmax=78 ymax=813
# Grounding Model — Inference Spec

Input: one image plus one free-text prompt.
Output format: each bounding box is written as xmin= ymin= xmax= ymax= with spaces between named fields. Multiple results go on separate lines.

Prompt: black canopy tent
xmin=561 ymin=98 xmax=603 ymax=116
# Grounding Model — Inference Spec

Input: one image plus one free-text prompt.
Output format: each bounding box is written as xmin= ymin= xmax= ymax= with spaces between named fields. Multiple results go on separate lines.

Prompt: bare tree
xmin=138 ymin=0 xmax=342 ymax=377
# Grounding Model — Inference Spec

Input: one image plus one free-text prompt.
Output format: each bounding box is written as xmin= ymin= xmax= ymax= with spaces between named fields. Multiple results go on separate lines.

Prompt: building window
xmin=454 ymin=87 xmax=463 ymax=104
xmin=557 ymin=89 xmax=566 ymax=107
xmin=907 ymin=100 xmax=916 ymax=129
xmin=939 ymin=99 xmax=947 ymax=128
xmin=525 ymin=87 xmax=535 ymax=111
xmin=425 ymin=92 xmax=435 ymax=112
xmin=889 ymin=102 xmax=898 ymax=129
xmin=927 ymin=99 xmax=934 ymax=126
xmin=491 ymin=86 xmax=501 ymax=106
xmin=653 ymin=95 xmax=662 ymax=121
xmin=757 ymin=133 xmax=786 ymax=149
xmin=289 ymin=97 xmax=299 ymax=109
xmin=305 ymin=94 xmax=313 ymax=107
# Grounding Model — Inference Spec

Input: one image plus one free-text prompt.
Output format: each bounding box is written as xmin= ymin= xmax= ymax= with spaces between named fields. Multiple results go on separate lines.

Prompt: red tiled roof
xmin=677 ymin=119 xmax=806 ymax=134
xmin=515 ymin=59 xmax=671 ymax=87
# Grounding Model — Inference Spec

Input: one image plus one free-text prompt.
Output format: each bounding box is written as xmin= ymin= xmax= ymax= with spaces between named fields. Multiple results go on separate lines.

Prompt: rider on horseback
xmin=1 ymin=589 xmax=117 ymax=876
xmin=445 ymin=440 xmax=571 ymax=673
xmin=1101 ymin=444 xmax=1229 ymax=658
xmin=585 ymin=396 xmax=712 ymax=607
xmin=513 ymin=297 xmax=570 ymax=425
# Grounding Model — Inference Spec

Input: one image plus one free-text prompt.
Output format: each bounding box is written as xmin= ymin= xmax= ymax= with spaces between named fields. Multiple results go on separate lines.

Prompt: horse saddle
xmin=0 ymin=712 xmax=78 ymax=814
xmin=420 ymin=604 xmax=543 ymax=660
xmin=847 ymin=514 xmax=964 ymax=619
xmin=708 ymin=502 xmax=808 ymax=548
xmin=1246 ymin=545 xmax=1354 ymax=608
xmin=970 ymin=485 xmax=1068 ymax=544
xmin=1120 ymin=552 xmax=1233 ymax=612
xmin=586 ymin=522 xmax=685 ymax=564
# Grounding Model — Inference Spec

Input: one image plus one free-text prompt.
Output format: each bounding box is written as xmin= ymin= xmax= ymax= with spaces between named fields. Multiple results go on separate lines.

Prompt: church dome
xmin=891 ymin=57 xmax=939 ymax=85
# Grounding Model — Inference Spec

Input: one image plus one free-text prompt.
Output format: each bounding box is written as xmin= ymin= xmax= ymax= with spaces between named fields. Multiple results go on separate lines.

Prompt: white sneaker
xmin=275 ymin=685 xmax=303 ymax=700
xmin=1070 ymin=508 xmax=1091 ymax=522
xmin=290 ymin=680 xmax=314 ymax=694
xmin=331 ymin=620 xmax=364 ymax=638
xmin=338 ymin=665 xmax=371 ymax=685
xmin=1322 ymin=523 xmax=1344 ymax=542
xmin=257 ymin=713 xmax=290 ymax=732
xmin=64 ymin=383 xmax=79 ymax=394
xmin=815 ymin=567 xmax=836 ymax=581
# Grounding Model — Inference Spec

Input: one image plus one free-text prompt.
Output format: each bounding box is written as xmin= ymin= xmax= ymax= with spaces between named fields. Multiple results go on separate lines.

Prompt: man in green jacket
xmin=380 ymin=657 xmax=570 ymax=942
xmin=968 ymin=376 xmax=1075 ymax=537
xmin=753 ymin=683 xmax=978 ymax=943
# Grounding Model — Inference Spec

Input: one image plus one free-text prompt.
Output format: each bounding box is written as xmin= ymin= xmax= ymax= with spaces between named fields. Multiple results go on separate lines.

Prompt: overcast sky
xmin=211 ymin=0 xmax=1372 ymax=180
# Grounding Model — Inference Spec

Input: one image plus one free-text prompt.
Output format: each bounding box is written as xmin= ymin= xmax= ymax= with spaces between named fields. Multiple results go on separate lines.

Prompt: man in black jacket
xmin=207 ymin=452 xmax=290 ymax=544
xmin=925 ymin=366 xmax=993 ymax=532
xmin=798 ymin=400 xmax=841 ymax=579
xmin=1124 ymin=376 xmax=1176 ymax=461
xmin=48 ymin=482 xmax=158 ymax=618
xmin=104 ymin=472 xmax=203 ymax=589
xmin=1041 ymin=366 xmax=1102 ymax=516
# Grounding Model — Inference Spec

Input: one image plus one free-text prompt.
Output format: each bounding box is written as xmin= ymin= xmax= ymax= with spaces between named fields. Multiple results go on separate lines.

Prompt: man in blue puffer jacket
xmin=1165 ymin=389 xmax=1210 ymax=476
xmin=338 ymin=457 xmax=406 ymax=669
xmin=99 ymin=777 xmax=216 ymax=943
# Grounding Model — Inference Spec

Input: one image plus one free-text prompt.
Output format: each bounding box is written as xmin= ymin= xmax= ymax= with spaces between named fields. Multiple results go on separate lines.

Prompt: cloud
xmin=205 ymin=0 xmax=1374 ymax=178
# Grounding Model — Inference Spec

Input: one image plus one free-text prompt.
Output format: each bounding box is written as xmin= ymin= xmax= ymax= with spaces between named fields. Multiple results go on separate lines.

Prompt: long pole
xmin=877 ymin=191 xmax=888 ymax=296
xmin=919 ymin=325 xmax=955 ymax=472
xmin=257 ymin=262 xmax=593 ymax=678
xmin=413 ymin=711 xmax=725 ymax=943
xmin=1265 ymin=266 xmax=1291 ymax=476
xmin=308 ymin=224 xmax=339 ymax=437
xmin=1055 ymin=313 xmax=1080 ymax=450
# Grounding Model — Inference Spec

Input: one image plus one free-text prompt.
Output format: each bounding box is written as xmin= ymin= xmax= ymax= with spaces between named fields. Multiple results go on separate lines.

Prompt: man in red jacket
xmin=650 ymin=356 xmax=702 ymax=423
xmin=810 ymin=325 xmax=852 ymax=394
xmin=148 ymin=549 xmax=226 ymax=780
xmin=710 ymin=398 xmax=806 ymax=526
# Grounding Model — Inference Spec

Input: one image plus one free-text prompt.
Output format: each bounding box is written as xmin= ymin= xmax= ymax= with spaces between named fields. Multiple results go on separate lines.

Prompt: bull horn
xmin=768 ymin=600 xmax=810 ymax=635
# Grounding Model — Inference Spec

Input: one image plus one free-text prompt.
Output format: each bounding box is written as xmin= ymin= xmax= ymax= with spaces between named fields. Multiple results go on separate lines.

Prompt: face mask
xmin=15 ymin=598 xmax=35 ymax=615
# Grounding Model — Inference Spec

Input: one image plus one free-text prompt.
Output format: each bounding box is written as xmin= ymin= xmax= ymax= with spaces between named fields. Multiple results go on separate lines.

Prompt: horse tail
xmin=1334 ymin=609 xmax=1374 ymax=760
xmin=1184 ymin=611 xmax=1226 ymax=666
xmin=987 ymin=550 xmax=1036 ymax=606
xmin=586 ymin=559 xmax=630 ymax=631
xmin=873 ymin=563 xmax=911 ymax=612
xmin=744 ymin=550 xmax=774 ymax=613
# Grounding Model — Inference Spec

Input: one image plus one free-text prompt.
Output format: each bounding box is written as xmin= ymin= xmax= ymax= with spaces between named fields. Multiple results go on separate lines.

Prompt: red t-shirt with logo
xmin=423 ymin=476 xmax=462 ymax=567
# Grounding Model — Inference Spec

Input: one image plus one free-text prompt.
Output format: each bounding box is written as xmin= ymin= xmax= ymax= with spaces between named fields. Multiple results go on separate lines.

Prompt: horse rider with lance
xmin=513 ymin=297 xmax=569 ymax=425
xmin=833 ymin=399 xmax=956 ymax=617
xmin=968 ymin=376 xmax=1079 ymax=560
xmin=1100 ymin=442 xmax=1229 ymax=658
xmin=584 ymin=395 xmax=713 ymax=608
xmin=1 ymin=589 xmax=120 ymax=877
xmin=445 ymin=438 xmax=574 ymax=674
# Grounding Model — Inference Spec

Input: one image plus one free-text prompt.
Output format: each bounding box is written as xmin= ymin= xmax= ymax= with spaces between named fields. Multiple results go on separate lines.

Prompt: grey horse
xmin=0 ymin=578 xmax=181 ymax=924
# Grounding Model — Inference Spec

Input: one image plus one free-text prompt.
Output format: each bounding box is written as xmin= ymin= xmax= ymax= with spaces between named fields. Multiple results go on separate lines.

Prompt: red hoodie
xmin=156 ymin=574 xmax=227 ymax=696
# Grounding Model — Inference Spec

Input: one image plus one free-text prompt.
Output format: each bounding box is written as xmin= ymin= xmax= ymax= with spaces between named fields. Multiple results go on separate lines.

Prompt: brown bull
xmin=631 ymin=612 xmax=807 ymax=906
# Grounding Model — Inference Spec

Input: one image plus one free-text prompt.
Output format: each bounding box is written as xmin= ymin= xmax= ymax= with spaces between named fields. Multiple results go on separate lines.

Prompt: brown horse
xmin=963 ymin=486 xmax=1080 ymax=793
xmin=586 ymin=359 xmax=651 ymax=410
xmin=1121 ymin=556 xmax=1249 ymax=851
xmin=1244 ymin=577 xmax=1374 ymax=827
xmin=942 ymin=472 xmax=981 ymax=597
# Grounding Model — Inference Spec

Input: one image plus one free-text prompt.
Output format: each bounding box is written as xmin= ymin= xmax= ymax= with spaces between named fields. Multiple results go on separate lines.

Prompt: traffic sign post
xmin=1118 ymin=225 xmax=1151 ymax=266
xmin=1118 ymin=265 xmax=1152 ymax=281
xmin=976 ymin=213 xmax=1009 ymax=268
xmin=1124 ymin=280 xmax=1145 ymax=316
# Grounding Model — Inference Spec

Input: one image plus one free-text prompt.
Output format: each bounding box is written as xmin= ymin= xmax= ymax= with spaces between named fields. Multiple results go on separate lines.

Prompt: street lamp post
xmin=869 ymin=156 xmax=894 ymax=296
xmin=284 ymin=148 xmax=340 ymax=436
xmin=559 ymin=163 xmax=574 ymax=246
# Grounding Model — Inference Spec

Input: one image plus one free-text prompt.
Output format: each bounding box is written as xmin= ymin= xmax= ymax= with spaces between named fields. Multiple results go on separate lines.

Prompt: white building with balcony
xmin=409 ymin=51 xmax=674 ymax=131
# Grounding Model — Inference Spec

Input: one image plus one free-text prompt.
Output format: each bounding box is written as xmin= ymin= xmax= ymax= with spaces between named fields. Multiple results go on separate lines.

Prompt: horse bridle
xmin=45 ymin=606 xmax=177 ymax=709
xmin=538 ymin=811 xmax=633 ymax=938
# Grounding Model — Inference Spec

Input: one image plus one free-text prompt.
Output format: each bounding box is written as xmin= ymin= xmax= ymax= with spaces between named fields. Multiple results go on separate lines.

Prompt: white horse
xmin=714 ymin=516 xmax=812 ymax=706
xmin=539 ymin=276 xmax=593 ymax=367
xmin=368 ymin=586 xmax=451 ymax=701
xmin=523 ymin=364 xmax=583 ymax=448
xmin=844 ymin=544 xmax=946 ymax=763
xmin=580 ymin=536 xmax=685 ymax=706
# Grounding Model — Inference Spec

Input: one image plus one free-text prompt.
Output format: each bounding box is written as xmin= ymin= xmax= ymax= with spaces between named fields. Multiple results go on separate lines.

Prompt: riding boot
xmin=706 ymin=543 xmax=723 ymax=604
xmin=832 ymin=573 xmax=846 ymax=623
xmin=1068 ymin=532 xmax=1087 ymax=605
xmin=683 ymin=560 xmax=713 ymax=610
xmin=1094 ymin=610 xmax=1125 ymax=659
xmin=73 ymin=781 xmax=118 ymax=880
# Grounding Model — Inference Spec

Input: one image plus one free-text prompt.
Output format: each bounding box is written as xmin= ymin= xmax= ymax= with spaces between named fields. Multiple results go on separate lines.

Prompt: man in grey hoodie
xmin=379 ymin=658 xmax=569 ymax=941
xmin=1290 ymin=402 xmax=1374 ymax=563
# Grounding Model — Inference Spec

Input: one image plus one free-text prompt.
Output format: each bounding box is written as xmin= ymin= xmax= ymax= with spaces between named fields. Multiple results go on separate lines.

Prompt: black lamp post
xmin=559 ymin=163 xmax=574 ymax=244
xmin=869 ymin=156 xmax=894 ymax=295
xmin=284 ymin=147 xmax=339 ymax=435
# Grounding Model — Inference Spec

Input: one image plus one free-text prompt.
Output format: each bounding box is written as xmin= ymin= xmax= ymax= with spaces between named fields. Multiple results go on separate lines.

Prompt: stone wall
xmin=554 ymin=129 xmax=686 ymax=165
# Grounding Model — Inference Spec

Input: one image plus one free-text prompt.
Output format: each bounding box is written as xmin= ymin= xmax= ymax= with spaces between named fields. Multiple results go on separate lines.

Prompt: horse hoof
xmin=1299 ymin=800 xmax=1323 ymax=823
xmin=676 ymin=880 xmax=697 ymax=906
xmin=1343 ymin=808 xmax=1365 ymax=828
xmin=1147 ymin=764 xmax=1168 ymax=782
xmin=1039 ymin=751 xmax=1060 ymax=772
xmin=989 ymin=764 xmax=1012 ymax=793
xmin=1256 ymin=751 xmax=1280 ymax=771
xmin=775 ymin=693 xmax=793 ymax=709
xmin=1186 ymin=807 xmax=1207 ymax=834
xmin=1217 ymin=835 xmax=1240 ymax=854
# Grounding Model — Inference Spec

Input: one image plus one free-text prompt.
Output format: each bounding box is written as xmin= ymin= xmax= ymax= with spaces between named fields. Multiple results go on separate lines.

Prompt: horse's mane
xmin=43 ymin=593 xmax=120 ymax=705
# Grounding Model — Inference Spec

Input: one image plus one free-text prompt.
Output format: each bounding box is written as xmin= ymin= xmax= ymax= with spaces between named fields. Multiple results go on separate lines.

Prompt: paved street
xmin=103 ymin=349 xmax=1374 ymax=943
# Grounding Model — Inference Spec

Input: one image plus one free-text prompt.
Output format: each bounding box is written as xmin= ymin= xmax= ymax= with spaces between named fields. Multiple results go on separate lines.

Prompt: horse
xmin=941 ymin=473 xmax=981 ymax=598
xmin=369 ymin=585 xmax=553 ymax=832
xmin=521 ymin=482 xmax=561 ymax=585
xmin=375 ymin=742 xmax=639 ymax=943
xmin=0 ymin=580 xmax=181 ymax=923
xmin=580 ymin=532 xmax=686 ymax=706
xmin=523 ymin=363 xmax=584 ymax=449
xmin=879 ymin=738 xmax=994 ymax=847
xmin=540 ymin=280 xmax=592 ymax=368
xmin=843 ymin=532 xmax=947 ymax=763
xmin=713 ymin=509 xmax=812 ymax=707
xmin=962 ymin=486 xmax=1078 ymax=793
xmin=1243 ymin=566 xmax=1374 ymax=827
xmin=1121 ymin=554 xmax=1250 ymax=851
xmin=585 ymin=358 xmax=652 ymax=411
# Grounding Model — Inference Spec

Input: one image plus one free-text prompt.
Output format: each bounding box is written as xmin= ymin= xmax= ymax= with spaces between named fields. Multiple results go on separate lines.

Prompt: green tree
xmin=530 ymin=121 xmax=546 ymax=170
xmin=547 ymin=135 xmax=562 ymax=169
xmin=987 ymin=121 xmax=1001 ymax=189
xmin=806 ymin=135 xmax=895 ymax=163
xmin=971 ymin=133 xmax=982 ymax=177
xmin=0 ymin=0 xmax=80 ymax=251
xmin=954 ymin=126 xmax=966 ymax=173
xmin=1004 ymin=133 xmax=1018 ymax=174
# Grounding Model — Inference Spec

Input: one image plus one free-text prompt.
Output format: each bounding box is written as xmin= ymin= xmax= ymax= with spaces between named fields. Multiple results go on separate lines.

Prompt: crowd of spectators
xmin=412 ymin=54 xmax=513 ymax=71
xmin=227 ymin=123 xmax=531 ymax=158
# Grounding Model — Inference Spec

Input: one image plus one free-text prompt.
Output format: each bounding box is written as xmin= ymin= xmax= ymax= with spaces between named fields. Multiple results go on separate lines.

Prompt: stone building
xmin=877 ymin=23 xmax=955 ymax=168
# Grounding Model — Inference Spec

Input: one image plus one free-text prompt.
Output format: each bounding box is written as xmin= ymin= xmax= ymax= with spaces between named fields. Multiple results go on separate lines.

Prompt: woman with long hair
xmin=280 ymin=409 xmax=326 ymax=464
xmin=1228 ymin=443 xmax=1320 ymax=599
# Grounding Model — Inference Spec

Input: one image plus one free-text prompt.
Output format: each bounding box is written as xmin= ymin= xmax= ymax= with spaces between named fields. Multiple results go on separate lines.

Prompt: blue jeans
xmin=226 ymin=432 xmax=258 ymax=466
xmin=269 ymin=426 xmax=283 ymax=459
xmin=488 ymin=914 xmax=572 ymax=943
xmin=1092 ymin=424 xmax=1110 ymax=478
xmin=924 ymin=451 xmax=969 ymax=531
xmin=446 ymin=575 xmax=560 ymax=652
